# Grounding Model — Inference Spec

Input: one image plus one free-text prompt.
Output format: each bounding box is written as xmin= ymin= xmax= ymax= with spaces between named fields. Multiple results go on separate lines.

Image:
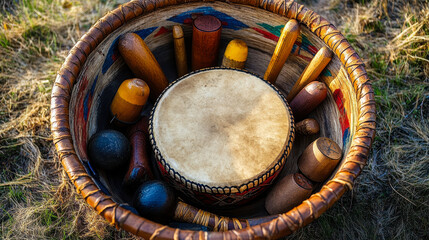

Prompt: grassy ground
xmin=0 ymin=0 xmax=428 ymax=239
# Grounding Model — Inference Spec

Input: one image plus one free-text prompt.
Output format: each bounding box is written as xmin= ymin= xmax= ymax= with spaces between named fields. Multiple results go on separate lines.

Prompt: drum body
xmin=150 ymin=68 xmax=294 ymax=207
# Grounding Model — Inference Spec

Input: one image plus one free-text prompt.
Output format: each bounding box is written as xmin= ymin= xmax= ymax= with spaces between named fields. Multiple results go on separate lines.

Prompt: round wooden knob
xmin=192 ymin=15 xmax=222 ymax=71
xmin=298 ymin=137 xmax=342 ymax=182
xmin=265 ymin=173 xmax=313 ymax=215
xmin=295 ymin=118 xmax=320 ymax=135
xmin=221 ymin=39 xmax=248 ymax=69
xmin=110 ymin=78 xmax=149 ymax=124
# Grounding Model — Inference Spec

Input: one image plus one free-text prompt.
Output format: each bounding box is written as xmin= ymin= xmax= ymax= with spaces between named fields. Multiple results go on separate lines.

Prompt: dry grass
xmin=1 ymin=0 xmax=136 ymax=239
xmin=290 ymin=0 xmax=429 ymax=239
xmin=0 ymin=0 xmax=428 ymax=239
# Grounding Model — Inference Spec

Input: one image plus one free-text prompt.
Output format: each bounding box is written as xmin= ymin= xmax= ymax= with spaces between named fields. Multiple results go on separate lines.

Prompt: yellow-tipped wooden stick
xmin=264 ymin=20 xmax=300 ymax=84
xmin=172 ymin=25 xmax=188 ymax=78
xmin=118 ymin=33 xmax=169 ymax=101
xmin=221 ymin=39 xmax=248 ymax=69
xmin=286 ymin=46 xmax=333 ymax=102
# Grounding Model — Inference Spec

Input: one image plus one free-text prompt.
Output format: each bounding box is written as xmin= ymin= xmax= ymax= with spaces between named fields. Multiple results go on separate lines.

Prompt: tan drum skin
xmin=149 ymin=68 xmax=295 ymax=207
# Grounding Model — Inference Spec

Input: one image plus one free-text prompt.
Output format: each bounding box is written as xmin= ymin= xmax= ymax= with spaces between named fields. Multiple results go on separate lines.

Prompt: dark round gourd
xmin=133 ymin=180 xmax=177 ymax=224
xmin=87 ymin=129 xmax=131 ymax=171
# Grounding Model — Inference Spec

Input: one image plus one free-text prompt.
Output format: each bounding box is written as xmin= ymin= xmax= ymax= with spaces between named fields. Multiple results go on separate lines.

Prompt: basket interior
xmin=69 ymin=1 xmax=357 ymax=222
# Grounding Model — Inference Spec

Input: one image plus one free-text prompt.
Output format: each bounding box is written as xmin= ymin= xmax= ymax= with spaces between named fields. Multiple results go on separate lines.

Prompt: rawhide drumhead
xmin=150 ymin=68 xmax=294 ymax=207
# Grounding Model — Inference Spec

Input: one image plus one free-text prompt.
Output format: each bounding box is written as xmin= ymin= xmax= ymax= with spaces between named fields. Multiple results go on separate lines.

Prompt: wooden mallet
xmin=118 ymin=33 xmax=169 ymax=101
xmin=286 ymin=46 xmax=333 ymax=102
xmin=122 ymin=116 xmax=153 ymax=189
xmin=172 ymin=25 xmax=188 ymax=78
xmin=264 ymin=20 xmax=300 ymax=84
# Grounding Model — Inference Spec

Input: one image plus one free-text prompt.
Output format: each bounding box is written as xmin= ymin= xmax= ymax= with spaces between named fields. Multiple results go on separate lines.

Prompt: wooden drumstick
xmin=173 ymin=25 xmax=188 ymax=77
xmin=289 ymin=81 xmax=327 ymax=121
xmin=265 ymin=173 xmax=314 ymax=215
xmin=295 ymin=118 xmax=320 ymax=135
xmin=110 ymin=78 xmax=150 ymax=125
xmin=118 ymin=33 xmax=169 ymax=101
xmin=192 ymin=15 xmax=222 ymax=71
xmin=127 ymin=122 xmax=277 ymax=230
xmin=122 ymin=116 xmax=153 ymax=188
xmin=298 ymin=137 xmax=342 ymax=182
xmin=264 ymin=20 xmax=300 ymax=84
xmin=286 ymin=46 xmax=333 ymax=101
xmin=221 ymin=39 xmax=248 ymax=69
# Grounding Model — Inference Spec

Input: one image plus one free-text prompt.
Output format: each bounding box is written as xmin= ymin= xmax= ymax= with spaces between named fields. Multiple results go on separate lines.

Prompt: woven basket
xmin=50 ymin=0 xmax=376 ymax=239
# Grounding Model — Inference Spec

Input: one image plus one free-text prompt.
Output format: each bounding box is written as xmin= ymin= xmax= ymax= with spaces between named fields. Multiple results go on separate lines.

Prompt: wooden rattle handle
xmin=173 ymin=25 xmax=188 ymax=78
xmin=287 ymin=46 xmax=332 ymax=101
xmin=118 ymin=33 xmax=169 ymax=101
xmin=123 ymin=116 xmax=153 ymax=188
xmin=264 ymin=20 xmax=300 ymax=84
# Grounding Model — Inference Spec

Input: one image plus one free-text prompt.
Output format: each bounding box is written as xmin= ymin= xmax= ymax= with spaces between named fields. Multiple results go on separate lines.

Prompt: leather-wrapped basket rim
xmin=50 ymin=0 xmax=376 ymax=239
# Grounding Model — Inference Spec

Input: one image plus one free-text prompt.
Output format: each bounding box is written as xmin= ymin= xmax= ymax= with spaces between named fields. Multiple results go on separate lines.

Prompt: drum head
xmin=151 ymin=68 xmax=293 ymax=191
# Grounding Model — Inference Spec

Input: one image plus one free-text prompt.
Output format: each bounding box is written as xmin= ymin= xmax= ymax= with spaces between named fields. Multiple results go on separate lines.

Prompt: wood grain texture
xmin=264 ymin=19 xmax=300 ymax=84
xmin=118 ymin=33 xmax=168 ymax=101
xmin=110 ymin=78 xmax=149 ymax=124
xmin=173 ymin=25 xmax=188 ymax=78
xmin=296 ymin=118 xmax=320 ymax=135
xmin=192 ymin=15 xmax=222 ymax=71
xmin=265 ymin=173 xmax=313 ymax=215
xmin=290 ymin=81 xmax=328 ymax=121
xmin=298 ymin=137 xmax=342 ymax=182
xmin=122 ymin=116 xmax=153 ymax=189
xmin=287 ymin=46 xmax=333 ymax=101
xmin=51 ymin=0 xmax=376 ymax=239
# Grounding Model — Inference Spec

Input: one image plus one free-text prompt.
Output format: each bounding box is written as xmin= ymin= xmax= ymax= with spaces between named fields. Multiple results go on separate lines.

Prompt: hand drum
xmin=149 ymin=68 xmax=295 ymax=207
